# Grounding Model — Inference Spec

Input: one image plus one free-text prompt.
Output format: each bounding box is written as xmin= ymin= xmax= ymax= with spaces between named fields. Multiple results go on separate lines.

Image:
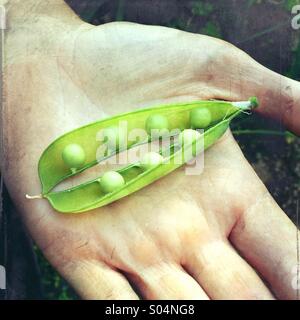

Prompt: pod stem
xmin=232 ymin=97 xmax=259 ymax=110
xmin=26 ymin=194 xmax=43 ymax=200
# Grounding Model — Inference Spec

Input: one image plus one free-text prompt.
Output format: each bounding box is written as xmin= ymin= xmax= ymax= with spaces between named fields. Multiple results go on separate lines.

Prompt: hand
xmin=3 ymin=1 xmax=299 ymax=299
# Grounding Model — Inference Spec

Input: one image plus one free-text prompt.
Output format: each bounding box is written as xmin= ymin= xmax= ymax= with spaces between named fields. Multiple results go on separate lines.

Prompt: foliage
xmin=287 ymin=39 xmax=300 ymax=80
xmin=192 ymin=2 xmax=214 ymax=16
xmin=284 ymin=0 xmax=300 ymax=11
xmin=200 ymin=21 xmax=221 ymax=38
xmin=35 ymin=246 xmax=78 ymax=300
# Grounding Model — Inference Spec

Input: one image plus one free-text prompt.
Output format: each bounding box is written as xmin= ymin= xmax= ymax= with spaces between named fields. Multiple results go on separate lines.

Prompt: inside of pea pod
xmin=52 ymin=138 xmax=174 ymax=192
xmin=31 ymin=99 xmax=256 ymax=213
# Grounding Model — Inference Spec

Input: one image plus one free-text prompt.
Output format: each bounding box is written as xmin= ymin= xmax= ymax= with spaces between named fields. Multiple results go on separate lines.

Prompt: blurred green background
xmin=36 ymin=0 xmax=300 ymax=299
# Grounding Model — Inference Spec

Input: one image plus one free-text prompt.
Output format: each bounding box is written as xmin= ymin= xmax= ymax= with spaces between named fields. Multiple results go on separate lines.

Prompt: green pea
xmin=62 ymin=144 xmax=86 ymax=169
xmin=103 ymin=126 xmax=126 ymax=151
xmin=145 ymin=114 xmax=169 ymax=137
xmin=179 ymin=129 xmax=201 ymax=145
xmin=189 ymin=108 xmax=212 ymax=129
xmin=140 ymin=152 xmax=163 ymax=171
xmin=178 ymin=129 xmax=202 ymax=156
xmin=99 ymin=171 xmax=125 ymax=194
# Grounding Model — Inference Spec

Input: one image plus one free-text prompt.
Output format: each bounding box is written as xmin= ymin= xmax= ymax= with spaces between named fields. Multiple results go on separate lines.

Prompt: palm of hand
xmin=4 ymin=19 xmax=296 ymax=300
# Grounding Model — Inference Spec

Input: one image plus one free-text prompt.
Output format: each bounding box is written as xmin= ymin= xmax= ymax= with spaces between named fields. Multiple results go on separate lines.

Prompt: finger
xmin=250 ymin=68 xmax=300 ymax=135
xmin=129 ymin=263 xmax=209 ymax=300
xmin=205 ymin=130 xmax=299 ymax=299
xmin=184 ymin=240 xmax=274 ymax=300
xmin=63 ymin=260 xmax=139 ymax=300
xmin=230 ymin=191 xmax=299 ymax=300
xmin=214 ymin=46 xmax=300 ymax=135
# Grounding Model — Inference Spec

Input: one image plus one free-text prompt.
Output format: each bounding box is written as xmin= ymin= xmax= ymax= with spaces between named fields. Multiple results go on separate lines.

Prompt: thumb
xmin=223 ymin=47 xmax=300 ymax=135
xmin=256 ymin=66 xmax=300 ymax=135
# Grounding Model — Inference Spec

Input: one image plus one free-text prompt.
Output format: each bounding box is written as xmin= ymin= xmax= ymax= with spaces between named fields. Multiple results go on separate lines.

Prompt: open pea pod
xmin=45 ymin=116 xmax=233 ymax=213
xmin=38 ymin=99 xmax=256 ymax=194
xmin=31 ymin=97 xmax=258 ymax=213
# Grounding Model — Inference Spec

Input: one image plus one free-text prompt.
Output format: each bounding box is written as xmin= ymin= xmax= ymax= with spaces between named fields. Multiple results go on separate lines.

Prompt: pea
xmin=178 ymin=129 xmax=201 ymax=146
xmin=189 ymin=108 xmax=212 ymax=129
xmin=145 ymin=114 xmax=169 ymax=138
xmin=99 ymin=171 xmax=125 ymax=194
xmin=140 ymin=152 xmax=163 ymax=171
xmin=178 ymin=129 xmax=202 ymax=156
xmin=62 ymin=144 xmax=86 ymax=169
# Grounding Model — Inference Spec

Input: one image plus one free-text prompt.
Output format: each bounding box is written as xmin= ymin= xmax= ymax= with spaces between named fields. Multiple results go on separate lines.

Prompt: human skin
xmin=1 ymin=0 xmax=300 ymax=299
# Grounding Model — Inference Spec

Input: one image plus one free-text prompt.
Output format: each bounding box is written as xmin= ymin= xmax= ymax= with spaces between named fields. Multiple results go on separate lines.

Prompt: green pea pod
xmin=29 ymin=99 xmax=257 ymax=213
xmin=29 ymin=98 xmax=257 ymax=213
xmin=38 ymin=99 xmax=256 ymax=194
xmin=45 ymin=117 xmax=231 ymax=213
